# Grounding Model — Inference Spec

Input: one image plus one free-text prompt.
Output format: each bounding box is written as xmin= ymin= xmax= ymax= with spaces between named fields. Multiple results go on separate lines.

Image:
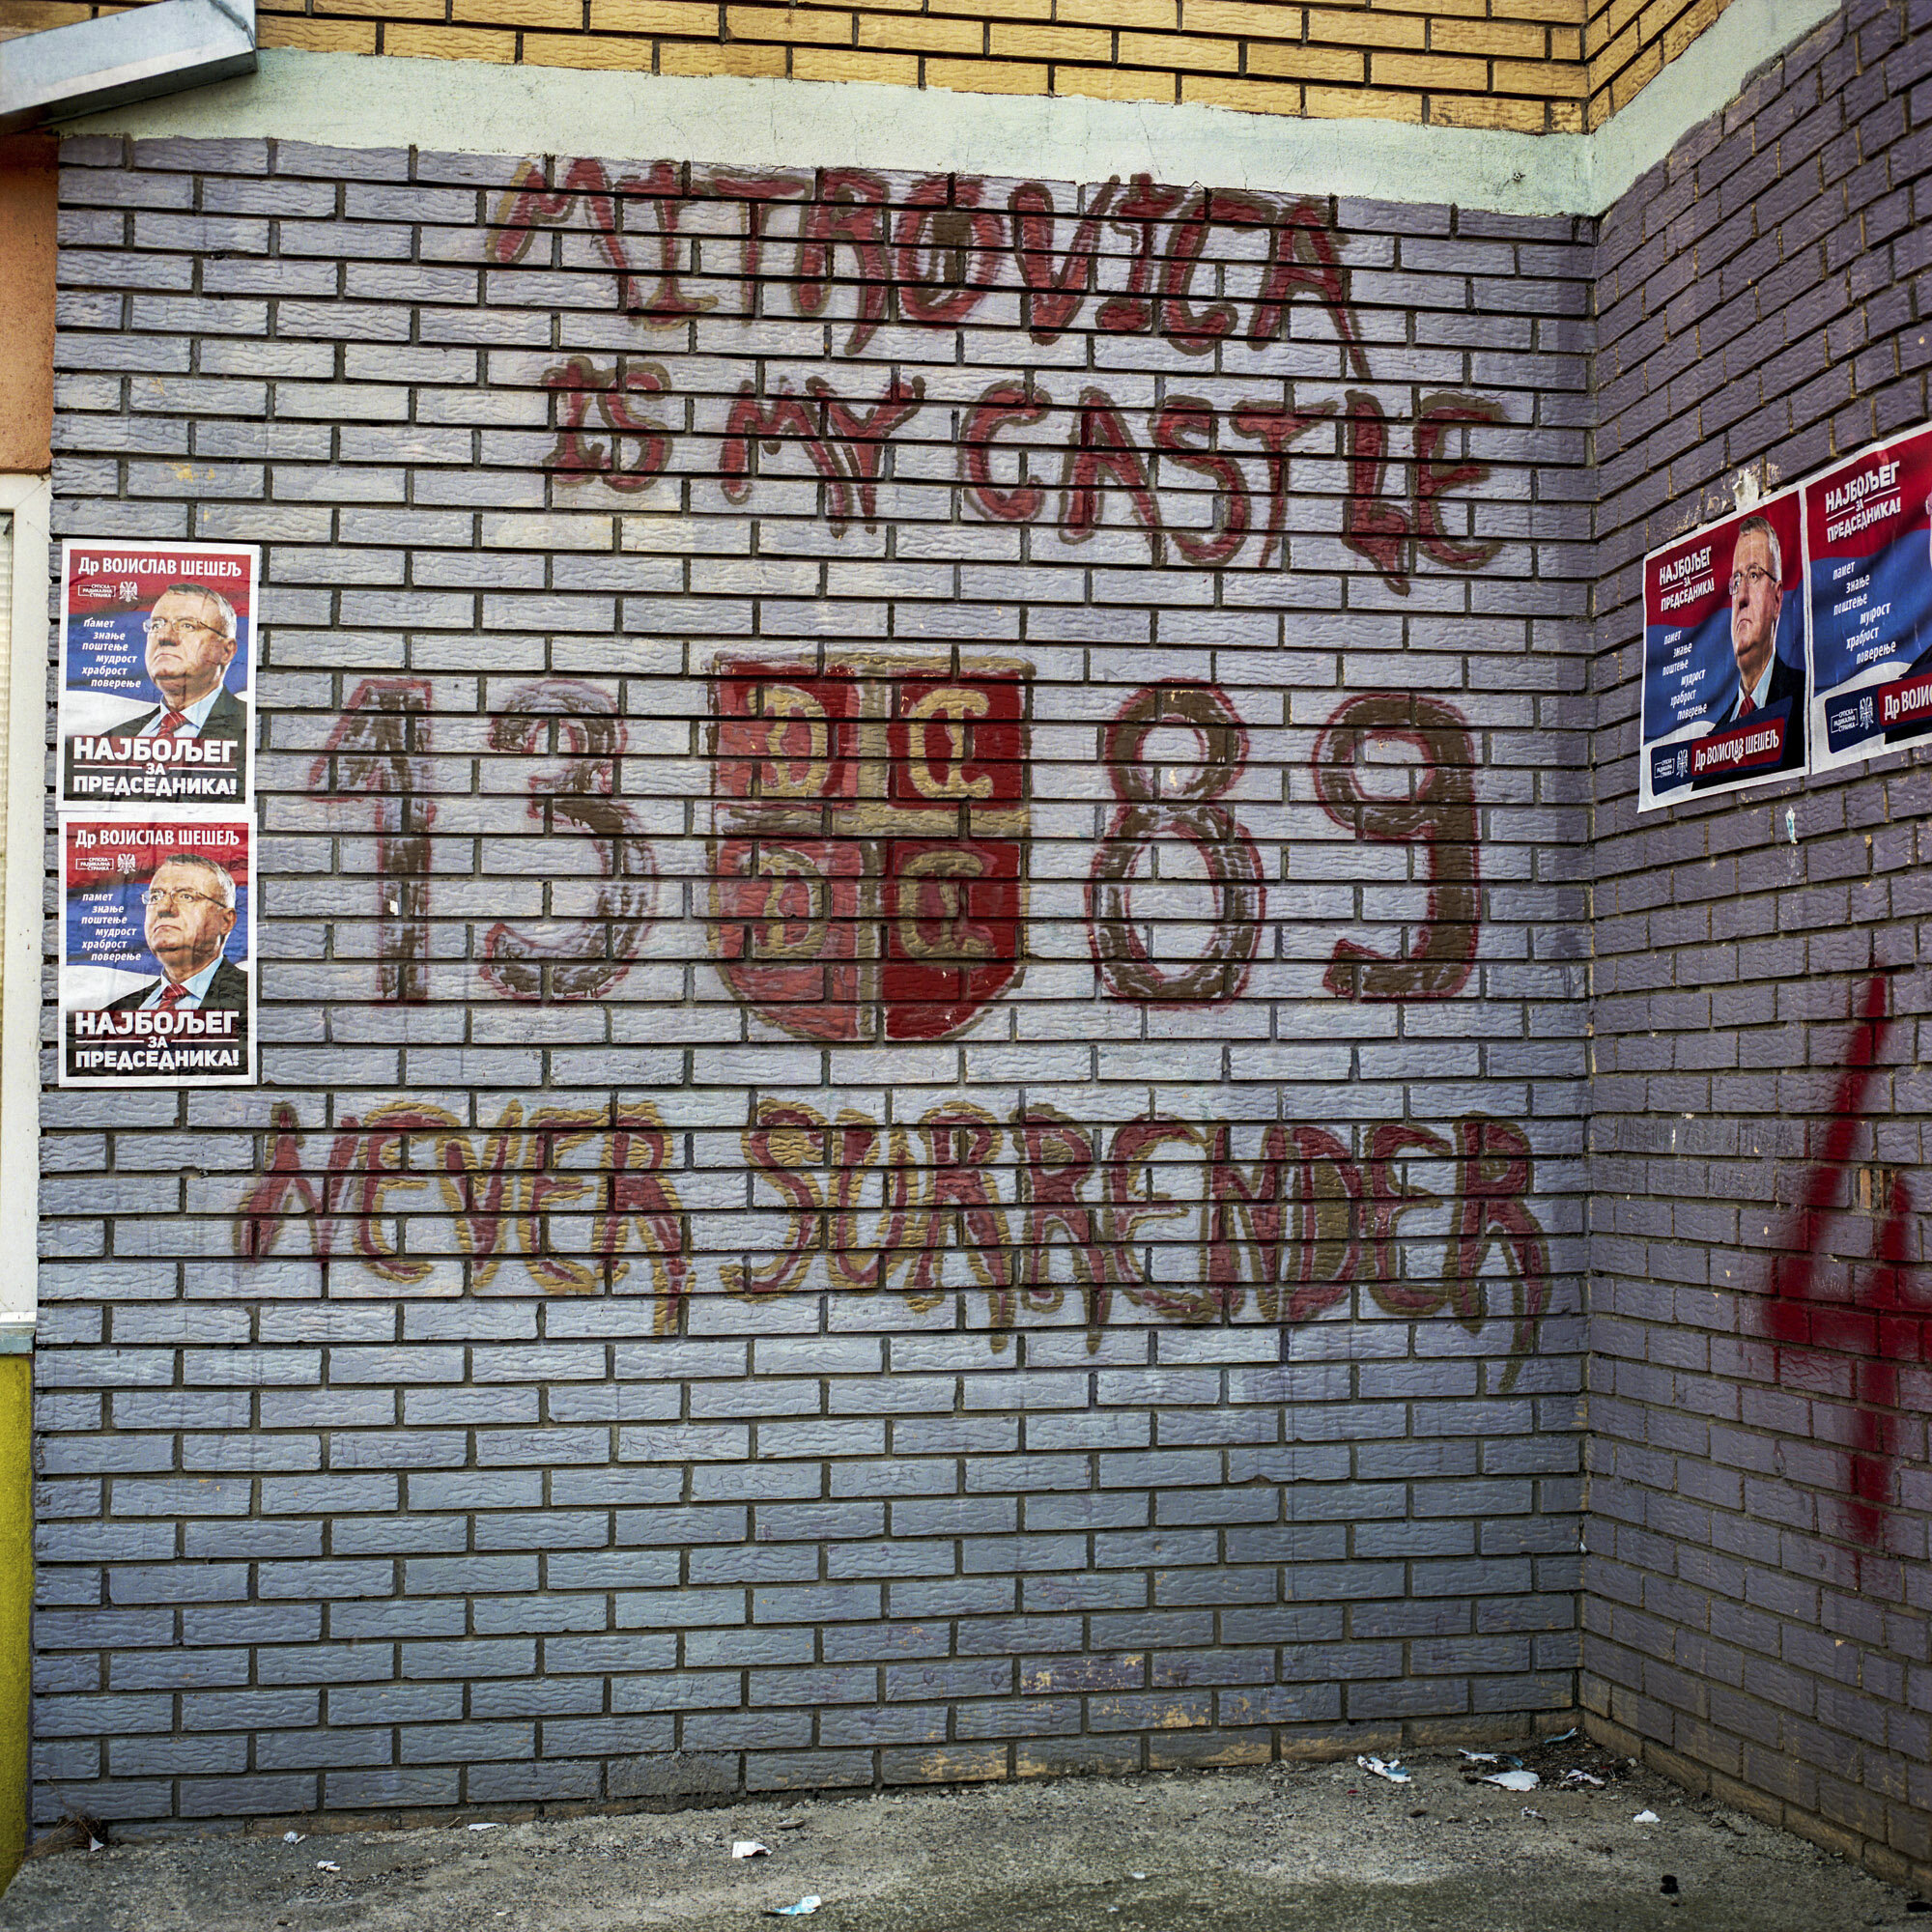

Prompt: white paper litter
xmin=1562 ymin=1770 xmax=1605 ymax=1787
xmin=733 ymin=1841 xmax=772 ymax=1860
xmin=1129 ymin=1872 xmax=1148 ymax=1881
xmin=1355 ymin=1754 xmax=1412 ymax=1784
xmin=1482 ymin=1769 xmax=1541 ymax=1792
xmin=282 ymin=1831 xmax=302 ymax=1844
xmin=315 ymin=1861 xmax=341 ymax=1873
xmin=1546 ymin=1727 xmax=1579 ymax=1744
xmin=469 ymin=1823 xmax=501 ymax=1833
xmin=767 ymin=1897 xmax=821 ymax=1918
xmin=1459 ymin=1749 xmax=1500 ymax=1764
xmin=1633 ymin=1809 xmax=1661 ymax=1825
xmin=87 ymin=1839 xmax=103 ymax=1853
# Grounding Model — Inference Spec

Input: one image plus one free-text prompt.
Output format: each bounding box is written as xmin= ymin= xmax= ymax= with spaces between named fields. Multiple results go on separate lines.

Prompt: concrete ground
xmin=2 ymin=1735 xmax=1918 ymax=1932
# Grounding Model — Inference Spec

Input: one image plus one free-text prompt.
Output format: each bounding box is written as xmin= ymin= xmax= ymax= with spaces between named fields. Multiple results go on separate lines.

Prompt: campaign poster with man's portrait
xmin=1805 ymin=425 xmax=1932 ymax=774
xmin=1638 ymin=487 xmax=1807 ymax=810
xmin=60 ymin=816 xmax=256 ymax=1088
xmin=58 ymin=540 xmax=258 ymax=807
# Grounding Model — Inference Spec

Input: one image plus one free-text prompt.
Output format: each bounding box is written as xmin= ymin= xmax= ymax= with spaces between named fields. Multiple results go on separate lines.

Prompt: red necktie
xmin=156 ymin=982 xmax=187 ymax=1012
xmin=154 ymin=710 xmax=189 ymax=737
xmin=1737 ymin=691 xmax=1756 ymax=718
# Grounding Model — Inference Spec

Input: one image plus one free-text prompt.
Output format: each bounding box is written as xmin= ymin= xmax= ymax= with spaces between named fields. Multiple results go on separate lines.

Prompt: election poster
xmin=1804 ymin=425 xmax=1932 ymax=774
xmin=58 ymin=539 xmax=257 ymax=807
xmin=1638 ymin=487 xmax=1807 ymax=811
xmin=60 ymin=816 xmax=255 ymax=1088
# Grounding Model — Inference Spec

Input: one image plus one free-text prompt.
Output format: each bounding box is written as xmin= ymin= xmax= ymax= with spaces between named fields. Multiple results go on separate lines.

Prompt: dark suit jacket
xmin=1726 ymin=652 xmax=1806 ymax=771
xmin=105 ymin=958 xmax=249 ymax=1016
xmin=128 ymin=685 xmax=248 ymax=747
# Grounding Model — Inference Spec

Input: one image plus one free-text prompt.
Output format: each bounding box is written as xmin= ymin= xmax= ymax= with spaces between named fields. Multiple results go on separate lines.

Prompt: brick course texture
xmin=1584 ymin=0 xmax=1740 ymax=129
xmin=20 ymin=0 xmax=1589 ymax=134
xmin=1588 ymin=0 xmax=1932 ymax=1892
xmin=39 ymin=134 xmax=1594 ymax=1827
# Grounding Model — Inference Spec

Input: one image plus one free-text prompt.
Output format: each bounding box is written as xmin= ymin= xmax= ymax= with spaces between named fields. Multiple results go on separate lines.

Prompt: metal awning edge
xmin=0 ymin=0 xmax=257 ymax=135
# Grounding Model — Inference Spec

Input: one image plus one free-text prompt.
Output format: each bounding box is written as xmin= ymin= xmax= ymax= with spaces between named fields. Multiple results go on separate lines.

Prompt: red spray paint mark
xmin=1763 ymin=973 xmax=1921 ymax=1550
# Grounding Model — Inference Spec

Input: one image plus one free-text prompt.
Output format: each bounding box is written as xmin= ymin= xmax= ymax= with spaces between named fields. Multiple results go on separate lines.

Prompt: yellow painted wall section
xmin=0 ymin=1355 xmax=28 ymax=1893
xmin=17 ymin=0 xmax=1592 ymax=132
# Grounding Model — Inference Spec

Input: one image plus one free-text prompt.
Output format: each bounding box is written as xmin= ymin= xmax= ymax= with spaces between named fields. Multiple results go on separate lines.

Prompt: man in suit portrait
xmin=107 ymin=854 xmax=248 ymax=1038
xmin=1723 ymin=512 xmax=1805 ymax=768
xmin=128 ymin=582 xmax=249 ymax=751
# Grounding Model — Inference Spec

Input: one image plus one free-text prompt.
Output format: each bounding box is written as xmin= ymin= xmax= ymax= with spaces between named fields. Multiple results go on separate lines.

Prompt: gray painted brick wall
xmin=38 ymin=133 xmax=1590 ymax=1828
xmin=1589 ymin=0 xmax=1932 ymax=1890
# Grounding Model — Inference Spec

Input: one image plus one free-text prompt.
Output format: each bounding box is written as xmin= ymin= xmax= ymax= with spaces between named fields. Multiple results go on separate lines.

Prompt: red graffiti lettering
xmin=1095 ymin=175 xmax=1187 ymax=334
xmin=1231 ymin=401 xmax=1334 ymax=569
xmin=1762 ymin=975 xmax=1922 ymax=1550
xmin=489 ymin=169 xmax=1508 ymax=589
xmin=895 ymin=175 xmax=1004 ymax=327
xmin=491 ymin=157 xmax=689 ymax=317
xmin=1250 ymin=198 xmax=1370 ymax=379
xmin=1453 ymin=1117 xmax=1550 ymax=1394
xmin=445 ymin=1102 xmax=521 ymax=1290
xmin=797 ymin=168 xmax=893 ymax=355
xmin=1016 ymin=1108 xmax=1113 ymax=1346
xmin=598 ymin=1111 xmax=692 ymax=1336
xmin=1151 ymin=398 xmax=1251 ymax=566
xmin=356 ymin=1107 xmax=458 ymax=1285
xmin=240 ymin=1100 xmax=690 ymax=1324
xmin=721 ymin=384 xmax=846 ymax=520
xmin=709 ymin=1101 xmax=1552 ymax=1376
xmin=237 ymin=1103 xmax=359 ymax=1265
xmin=963 ymin=379 xmax=1050 ymax=525
xmin=1089 ymin=684 xmax=1265 ymax=1005
xmin=1363 ymin=1122 xmax=1452 ymax=1306
xmin=521 ymin=1107 xmax=603 ymax=1293
xmin=1105 ymin=1114 xmax=1203 ymax=1300
xmin=706 ymin=168 xmax=810 ymax=313
xmin=730 ymin=1102 xmax=827 ymax=1299
xmin=622 ymin=157 xmax=713 ymax=321
xmin=1009 ymin=177 xmax=1117 ymax=343
xmin=1160 ymin=188 xmax=1273 ymax=353
xmin=1414 ymin=392 xmax=1505 ymax=570
xmin=1342 ymin=390 xmax=1411 ymax=591
xmin=1201 ymin=1124 xmax=1362 ymax=1323
xmin=1063 ymin=388 xmax=1166 ymax=564
xmin=828 ymin=1115 xmax=927 ymax=1293
xmin=541 ymin=356 xmax=671 ymax=491
xmin=914 ymin=1107 xmax=1015 ymax=1343
xmin=808 ymin=373 xmax=927 ymax=533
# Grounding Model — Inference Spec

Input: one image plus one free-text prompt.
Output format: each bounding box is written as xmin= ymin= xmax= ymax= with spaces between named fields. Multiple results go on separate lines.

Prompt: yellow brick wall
xmin=1583 ymin=0 xmax=1736 ymax=128
xmin=14 ymin=0 xmax=1736 ymax=136
xmin=6 ymin=0 xmax=1597 ymax=131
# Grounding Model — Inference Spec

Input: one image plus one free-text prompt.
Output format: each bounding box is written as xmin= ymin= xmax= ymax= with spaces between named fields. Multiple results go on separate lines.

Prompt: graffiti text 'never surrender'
xmin=492 ymin=164 xmax=1506 ymax=592
xmin=239 ymin=1097 xmax=1551 ymax=1383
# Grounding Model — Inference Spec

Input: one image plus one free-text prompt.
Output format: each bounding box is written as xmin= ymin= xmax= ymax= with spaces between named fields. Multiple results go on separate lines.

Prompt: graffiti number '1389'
xmin=1089 ymin=684 xmax=1266 ymax=1005
xmin=1314 ymin=693 xmax=1480 ymax=1002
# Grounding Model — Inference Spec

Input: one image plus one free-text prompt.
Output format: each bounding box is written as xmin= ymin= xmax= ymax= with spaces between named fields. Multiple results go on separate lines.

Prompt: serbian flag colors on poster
xmin=58 ymin=816 xmax=257 ymax=1090
xmin=1638 ymin=486 xmax=1807 ymax=812
xmin=1804 ymin=424 xmax=1932 ymax=774
xmin=57 ymin=539 xmax=258 ymax=807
